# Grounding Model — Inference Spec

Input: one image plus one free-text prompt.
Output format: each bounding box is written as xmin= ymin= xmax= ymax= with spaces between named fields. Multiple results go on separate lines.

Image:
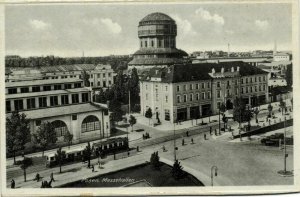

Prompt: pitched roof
xmin=140 ymin=61 xmax=268 ymax=83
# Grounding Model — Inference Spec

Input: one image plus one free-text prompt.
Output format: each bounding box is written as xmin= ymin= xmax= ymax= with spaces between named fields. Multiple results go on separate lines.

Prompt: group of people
xmin=142 ymin=132 xmax=150 ymax=140
xmin=11 ymin=172 xmax=55 ymax=189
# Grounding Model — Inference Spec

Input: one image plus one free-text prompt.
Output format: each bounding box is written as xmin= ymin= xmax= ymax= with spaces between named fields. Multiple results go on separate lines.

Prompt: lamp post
xmin=173 ymin=112 xmax=177 ymax=162
xmin=211 ymin=165 xmax=218 ymax=186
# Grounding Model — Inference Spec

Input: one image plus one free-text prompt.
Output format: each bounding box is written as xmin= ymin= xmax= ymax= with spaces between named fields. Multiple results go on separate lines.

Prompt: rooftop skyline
xmin=5 ymin=3 xmax=292 ymax=57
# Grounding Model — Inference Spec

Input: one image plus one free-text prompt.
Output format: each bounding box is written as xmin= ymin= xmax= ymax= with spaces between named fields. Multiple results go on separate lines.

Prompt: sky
xmin=5 ymin=3 xmax=292 ymax=57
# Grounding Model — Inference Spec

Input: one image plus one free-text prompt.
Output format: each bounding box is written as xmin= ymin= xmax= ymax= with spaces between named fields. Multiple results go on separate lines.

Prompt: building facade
xmin=140 ymin=62 xmax=269 ymax=123
xmin=128 ymin=12 xmax=189 ymax=72
xmin=5 ymin=78 xmax=111 ymax=142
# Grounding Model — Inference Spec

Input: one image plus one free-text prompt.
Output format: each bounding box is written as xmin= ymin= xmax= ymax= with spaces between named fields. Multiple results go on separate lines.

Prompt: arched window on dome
xmin=81 ymin=115 xmax=100 ymax=133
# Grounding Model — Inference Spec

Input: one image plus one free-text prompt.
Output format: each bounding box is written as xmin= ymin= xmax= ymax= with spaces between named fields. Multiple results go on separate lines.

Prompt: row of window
xmin=176 ymin=83 xmax=211 ymax=92
xmin=241 ymin=85 xmax=267 ymax=94
xmin=140 ymin=38 xmax=175 ymax=48
xmin=7 ymin=82 xmax=82 ymax=95
xmin=6 ymin=93 xmax=90 ymax=112
xmin=176 ymin=92 xmax=211 ymax=103
xmin=90 ymin=73 xmax=112 ymax=78
xmin=241 ymin=76 xmax=266 ymax=84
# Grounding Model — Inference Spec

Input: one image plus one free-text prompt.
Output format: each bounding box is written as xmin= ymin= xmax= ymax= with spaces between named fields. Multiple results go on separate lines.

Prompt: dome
xmin=139 ymin=12 xmax=175 ymax=25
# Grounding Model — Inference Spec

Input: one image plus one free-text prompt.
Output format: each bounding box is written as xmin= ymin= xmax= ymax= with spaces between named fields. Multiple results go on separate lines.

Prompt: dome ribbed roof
xmin=140 ymin=12 xmax=174 ymax=23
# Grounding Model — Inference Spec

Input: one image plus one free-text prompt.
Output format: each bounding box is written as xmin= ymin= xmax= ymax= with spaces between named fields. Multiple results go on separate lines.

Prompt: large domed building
xmin=128 ymin=12 xmax=189 ymax=72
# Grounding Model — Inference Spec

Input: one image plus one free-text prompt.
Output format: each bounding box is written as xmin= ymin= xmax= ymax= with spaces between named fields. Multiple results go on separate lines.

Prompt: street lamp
xmin=173 ymin=112 xmax=177 ymax=162
xmin=211 ymin=165 xmax=218 ymax=186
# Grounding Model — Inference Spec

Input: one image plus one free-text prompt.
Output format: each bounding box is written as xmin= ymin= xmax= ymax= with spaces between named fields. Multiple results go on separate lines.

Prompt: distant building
xmin=128 ymin=12 xmax=189 ymax=72
xmin=273 ymin=53 xmax=291 ymax=62
xmin=140 ymin=62 xmax=268 ymax=123
xmin=5 ymin=78 xmax=111 ymax=142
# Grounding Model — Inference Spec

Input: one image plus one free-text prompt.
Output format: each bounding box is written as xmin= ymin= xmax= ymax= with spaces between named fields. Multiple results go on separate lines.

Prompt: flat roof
xmin=6 ymin=88 xmax=90 ymax=99
xmin=6 ymin=103 xmax=106 ymax=119
xmin=6 ymin=78 xmax=83 ymax=88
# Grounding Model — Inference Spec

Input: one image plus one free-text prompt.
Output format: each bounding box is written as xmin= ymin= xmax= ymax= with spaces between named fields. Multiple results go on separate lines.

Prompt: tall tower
xmin=128 ymin=12 xmax=188 ymax=72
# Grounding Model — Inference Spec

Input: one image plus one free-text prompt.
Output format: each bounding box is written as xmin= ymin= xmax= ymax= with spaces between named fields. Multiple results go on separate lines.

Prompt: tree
xmin=81 ymin=70 xmax=90 ymax=87
xmin=286 ymin=64 xmax=293 ymax=89
xmin=150 ymin=151 xmax=160 ymax=170
xmin=171 ymin=160 xmax=184 ymax=179
xmin=219 ymin=103 xmax=226 ymax=114
xmin=55 ymin=147 xmax=66 ymax=173
xmin=128 ymin=115 xmax=137 ymax=132
xmin=6 ymin=111 xmax=31 ymax=164
xmin=32 ymin=121 xmax=57 ymax=156
xmin=20 ymin=157 xmax=32 ymax=182
xmin=63 ymin=130 xmax=73 ymax=149
xmin=83 ymin=142 xmax=93 ymax=168
xmin=127 ymin=68 xmax=140 ymax=110
xmin=233 ymin=97 xmax=245 ymax=125
xmin=244 ymin=107 xmax=253 ymax=132
xmin=253 ymin=107 xmax=260 ymax=122
xmin=108 ymin=99 xmax=123 ymax=125
xmin=145 ymin=108 xmax=153 ymax=126
xmin=268 ymin=103 xmax=273 ymax=118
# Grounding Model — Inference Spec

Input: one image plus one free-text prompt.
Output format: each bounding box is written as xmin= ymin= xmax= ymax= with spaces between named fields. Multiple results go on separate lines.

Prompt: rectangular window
xmin=43 ymin=85 xmax=51 ymax=91
xmin=61 ymin=95 xmax=69 ymax=105
xmin=72 ymin=114 xmax=77 ymax=120
xmin=90 ymin=74 xmax=93 ymax=78
xmin=54 ymin=84 xmax=62 ymax=90
xmin=156 ymin=94 xmax=159 ymax=101
xmin=165 ymin=96 xmax=168 ymax=103
xmin=165 ymin=86 xmax=168 ymax=91
xmin=82 ymin=93 xmax=89 ymax=102
xmin=177 ymin=85 xmax=180 ymax=91
xmin=241 ymin=79 xmax=244 ymax=84
xmin=21 ymin=87 xmax=29 ymax=93
xmin=259 ymin=77 xmax=261 ymax=82
xmin=217 ymin=82 xmax=221 ymax=88
xmin=196 ymin=84 xmax=199 ymax=89
xmin=177 ymin=95 xmax=181 ymax=103
xmin=246 ymin=78 xmax=248 ymax=84
xmin=108 ymin=73 xmax=111 ymax=77
xmin=14 ymin=99 xmax=24 ymax=111
xmin=6 ymin=100 xmax=11 ymax=112
xmin=103 ymin=73 xmax=106 ymax=78
xmin=241 ymin=88 xmax=244 ymax=94
xmin=207 ymin=91 xmax=211 ymax=99
xmin=255 ymin=86 xmax=257 ymax=92
xmin=72 ymin=94 xmax=79 ymax=103
xmin=263 ymin=85 xmax=266 ymax=91
xmin=97 ymin=74 xmax=100 ymax=78
xmin=184 ymin=95 xmax=187 ymax=102
xmin=246 ymin=87 xmax=249 ymax=93
xmin=164 ymin=109 xmax=170 ymax=121
xmin=74 ymin=83 xmax=82 ymax=88
xmin=103 ymin=81 xmax=106 ymax=87
xmin=196 ymin=93 xmax=199 ymax=101
xmin=189 ymin=94 xmax=193 ymax=101
xmin=207 ymin=82 xmax=210 ymax=88
xmin=27 ymin=98 xmax=36 ymax=109
xmin=217 ymin=90 xmax=221 ymax=98
xmin=64 ymin=84 xmax=72 ymax=89
xmin=8 ymin=88 xmax=17 ymax=94
xmin=38 ymin=97 xmax=47 ymax=108
xmin=202 ymin=92 xmax=205 ymax=99
xmin=32 ymin=86 xmax=40 ymax=92
xmin=183 ymin=85 xmax=186 ymax=91
xmin=259 ymin=85 xmax=262 ymax=91
xmin=108 ymin=81 xmax=112 ymax=85
xmin=250 ymin=78 xmax=253 ymax=83
xmin=236 ymin=88 xmax=239 ymax=95
xmin=202 ymin=83 xmax=205 ymax=89
xmin=263 ymin=76 xmax=266 ymax=81
xmin=50 ymin=96 xmax=58 ymax=106
xmin=255 ymin=77 xmax=257 ymax=82
xmin=190 ymin=84 xmax=193 ymax=90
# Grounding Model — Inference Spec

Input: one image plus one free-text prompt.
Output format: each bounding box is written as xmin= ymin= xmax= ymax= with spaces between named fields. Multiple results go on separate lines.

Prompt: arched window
xmin=81 ymin=115 xmax=100 ymax=133
xmin=51 ymin=120 xmax=68 ymax=137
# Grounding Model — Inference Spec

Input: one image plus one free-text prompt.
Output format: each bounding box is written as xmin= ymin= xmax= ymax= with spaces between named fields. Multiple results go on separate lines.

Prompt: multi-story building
xmin=128 ymin=12 xmax=189 ymax=72
xmin=5 ymin=78 xmax=111 ymax=142
xmin=273 ymin=53 xmax=291 ymax=62
xmin=140 ymin=62 xmax=268 ymax=123
xmin=6 ymin=64 xmax=116 ymax=90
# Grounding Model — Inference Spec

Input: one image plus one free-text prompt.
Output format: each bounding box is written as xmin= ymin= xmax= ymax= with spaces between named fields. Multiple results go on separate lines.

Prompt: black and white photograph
xmin=1 ymin=1 xmax=299 ymax=196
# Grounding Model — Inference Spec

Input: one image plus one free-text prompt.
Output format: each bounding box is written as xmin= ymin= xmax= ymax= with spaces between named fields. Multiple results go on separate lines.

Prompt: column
xmin=199 ymin=105 xmax=203 ymax=117
xmin=23 ymin=98 xmax=27 ymax=110
xmin=187 ymin=107 xmax=190 ymax=120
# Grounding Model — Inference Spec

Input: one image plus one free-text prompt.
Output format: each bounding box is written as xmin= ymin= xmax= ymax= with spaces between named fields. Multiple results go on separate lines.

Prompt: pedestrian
xmin=91 ymin=165 xmax=94 ymax=172
xmin=50 ymin=172 xmax=55 ymax=182
xmin=162 ymin=145 xmax=166 ymax=152
xmin=191 ymin=138 xmax=194 ymax=144
xmin=182 ymin=139 xmax=185 ymax=146
xmin=186 ymin=131 xmax=189 ymax=137
xmin=215 ymin=129 xmax=217 ymax=136
xmin=204 ymin=134 xmax=207 ymax=140
xmin=11 ymin=179 xmax=15 ymax=189
xmin=36 ymin=173 xmax=40 ymax=182
xmin=210 ymin=127 xmax=212 ymax=135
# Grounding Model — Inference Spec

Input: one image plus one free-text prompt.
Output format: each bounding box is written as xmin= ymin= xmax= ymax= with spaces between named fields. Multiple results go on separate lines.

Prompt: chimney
xmin=231 ymin=67 xmax=234 ymax=72
xmin=237 ymin=66 xmax=240 ymax=72
xmin=221 ymin=67 xmax=224 ymax=73
xmin=212 ymin=68 xmax=215 ymax=74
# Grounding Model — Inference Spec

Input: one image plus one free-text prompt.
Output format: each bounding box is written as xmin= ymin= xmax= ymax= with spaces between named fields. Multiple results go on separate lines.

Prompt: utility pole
xmin=173 ymin=112 xmax=177 ymax=162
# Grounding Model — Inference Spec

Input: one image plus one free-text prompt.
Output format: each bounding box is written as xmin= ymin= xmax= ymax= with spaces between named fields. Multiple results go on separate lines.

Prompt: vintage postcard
xmin=1 ymin=0 xmax=299 ymax=196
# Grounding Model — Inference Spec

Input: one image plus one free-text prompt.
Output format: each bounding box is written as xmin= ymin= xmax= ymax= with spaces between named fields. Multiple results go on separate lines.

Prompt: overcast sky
xmin=5 ymin=3 xmax=292 ymax=57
